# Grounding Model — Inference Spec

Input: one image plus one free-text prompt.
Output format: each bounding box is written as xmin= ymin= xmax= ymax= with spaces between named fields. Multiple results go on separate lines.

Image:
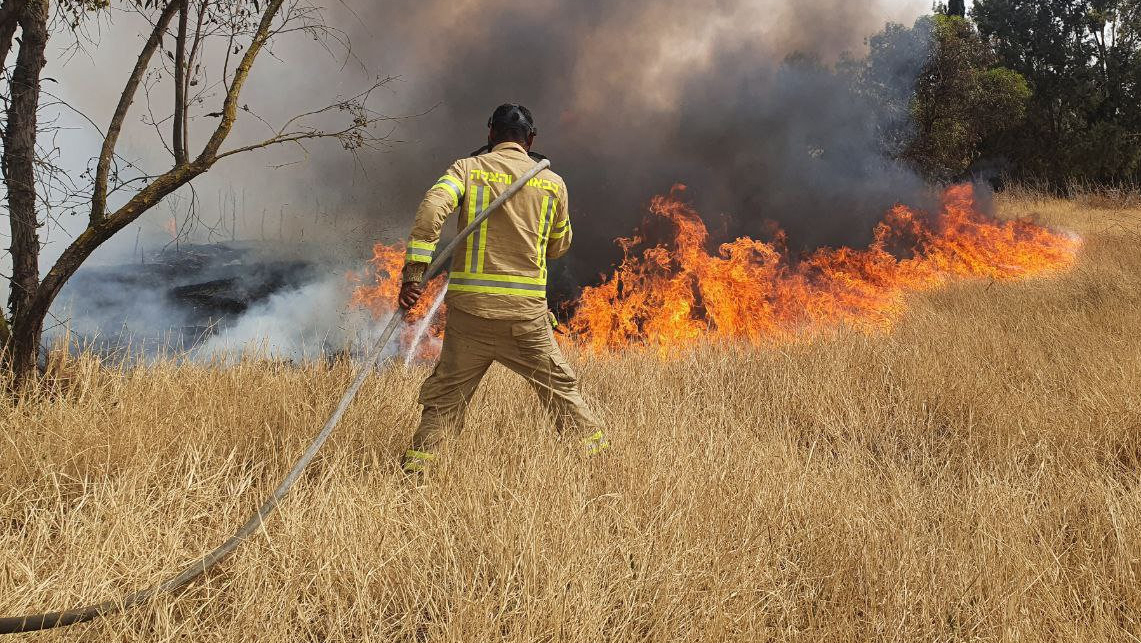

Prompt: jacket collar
xmin=492 ymin=141 xmax=527 ymax=154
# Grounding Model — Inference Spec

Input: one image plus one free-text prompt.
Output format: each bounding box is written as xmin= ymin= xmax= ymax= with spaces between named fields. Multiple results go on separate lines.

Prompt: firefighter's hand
xmin=399 ymin=282 xmax=423 ymax=310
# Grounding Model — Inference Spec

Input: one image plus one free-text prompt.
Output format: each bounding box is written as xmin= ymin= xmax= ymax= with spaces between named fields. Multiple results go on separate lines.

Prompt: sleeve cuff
xmin=405 ymin=239 xmax=436 ymax=263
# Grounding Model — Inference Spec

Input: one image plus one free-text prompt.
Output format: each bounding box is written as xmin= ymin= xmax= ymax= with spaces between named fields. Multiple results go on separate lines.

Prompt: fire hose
xmin=0 ymin=158 xmax=552 ymax=634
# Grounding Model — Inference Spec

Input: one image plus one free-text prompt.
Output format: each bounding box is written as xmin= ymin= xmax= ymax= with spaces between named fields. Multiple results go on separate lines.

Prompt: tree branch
xmin=90 ymin=0 xmax=180 ymax=224
xmin=213 ymin=128 xmax=349 ymax=160
xmin=182 ymin=0 xmax=208 ymax=148
xmin=214 ymin=79 xmax=397 ymax=160
xmin=197 ymin=0 xmax=285 ymax=161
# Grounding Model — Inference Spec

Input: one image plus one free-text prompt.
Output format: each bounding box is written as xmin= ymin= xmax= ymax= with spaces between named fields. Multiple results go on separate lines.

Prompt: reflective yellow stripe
xmin=536 ymin=195 xmax=549 ymax=263
xmin=448 ymin=271 xmax=546 ymax=285
xmin=583 ymin=431 xmax=610 ymax=455
xmin=449 ymin=283 xmax=546 ymax=297
xmin=475 ymin=190 xmax=490 ymax=273
xmin=450 ymin=277 xmax=545 ymax=291
xmin=436 ymin=175 xmax=464 ymax=195
xmin=587 ymin=441 xmax=610 ymax=455
xmin=402 ymin=449 xmax=435 ymax=473
xmin=536 ymin=196 xmax=549 ymax=273
xmin=406 ymin=240 xmax=435 ymax=263
xmin=449 ymin=273 xmax=546 ymax=296
xmin=464 ymin=186 xmax=481 ymax=273
xmin=462 ymin=185 xmax=491 ymax=272
xmin=537 ymin=196 xmax=556 ymax=276
xmin=435 ymin=182 xmax=459 ymax=207
xmin=433 ymin=175 xmax=464 ymax=209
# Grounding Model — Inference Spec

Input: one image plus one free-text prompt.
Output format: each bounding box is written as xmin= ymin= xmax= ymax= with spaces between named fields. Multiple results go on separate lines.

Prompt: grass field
xmin=2 ymin=194 xmax=1140 ymax=641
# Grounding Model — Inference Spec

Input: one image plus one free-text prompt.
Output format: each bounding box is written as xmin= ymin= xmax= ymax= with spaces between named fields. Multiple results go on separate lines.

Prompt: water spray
xmin=0 ymin=159 xmax=552 ymax=634
xmin=403 ymin=280 xmax=448 ymax=366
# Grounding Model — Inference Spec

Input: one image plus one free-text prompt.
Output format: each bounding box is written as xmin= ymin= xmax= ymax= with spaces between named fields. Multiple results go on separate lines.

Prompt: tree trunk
xmin=172 ymin=0 xmax=189 ymax=164
xmin=2 ymin=0 xmax=49 ymax=383
xmin=0 ymin=0 xmax=26 ymax=70
xmin=949 ymin=0 xmax=966 ymax=17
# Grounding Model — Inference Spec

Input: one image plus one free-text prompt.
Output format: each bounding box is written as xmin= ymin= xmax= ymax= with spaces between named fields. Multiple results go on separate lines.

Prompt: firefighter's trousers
xmin=410 ymin=307 xmax=603 ymax=455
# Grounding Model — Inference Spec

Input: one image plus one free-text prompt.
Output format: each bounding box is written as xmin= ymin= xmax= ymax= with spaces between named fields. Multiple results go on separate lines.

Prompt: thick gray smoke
xmin=47 ymin=0 xmax=936 ymax=357
xmin=309 ymin=0 xmax=937 ymax=295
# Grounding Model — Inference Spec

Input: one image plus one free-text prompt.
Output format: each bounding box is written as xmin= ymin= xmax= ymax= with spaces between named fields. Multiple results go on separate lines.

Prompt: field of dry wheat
xmin=2 ymin=194 xmax=1140 ymax=641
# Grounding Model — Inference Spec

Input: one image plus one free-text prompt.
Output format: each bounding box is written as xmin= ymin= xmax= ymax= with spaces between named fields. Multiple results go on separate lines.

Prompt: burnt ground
xmin=54 ymin=242 xmax=332 ymax=355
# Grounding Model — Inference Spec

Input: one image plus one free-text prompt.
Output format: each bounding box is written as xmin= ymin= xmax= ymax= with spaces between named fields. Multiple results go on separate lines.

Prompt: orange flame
xmin=568 ymin=184 xmax=1080 ymax=351
xmin=350 ymin=243 xmax=447 ymax=361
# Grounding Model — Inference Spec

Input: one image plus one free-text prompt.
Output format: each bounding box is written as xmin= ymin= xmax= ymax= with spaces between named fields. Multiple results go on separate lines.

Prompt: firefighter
xmin=397 ymin=104 xmax=608 ymax=474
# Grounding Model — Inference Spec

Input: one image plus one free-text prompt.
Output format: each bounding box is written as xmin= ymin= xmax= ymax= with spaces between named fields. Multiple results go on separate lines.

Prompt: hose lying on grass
xmin=0 ymin=159 xmax=551 ymax=635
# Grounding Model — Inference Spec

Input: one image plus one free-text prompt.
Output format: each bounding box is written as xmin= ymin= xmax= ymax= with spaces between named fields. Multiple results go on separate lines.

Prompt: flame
xmin=568 ymin=184 xmax=1081 ymax=351
xmin=350 ymin=242 xmax=447 ymax=361
xmin=349 ymin=184 xmax=1079 ymax=357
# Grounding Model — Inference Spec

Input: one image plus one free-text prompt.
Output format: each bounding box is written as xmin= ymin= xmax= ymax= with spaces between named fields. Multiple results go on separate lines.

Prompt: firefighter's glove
xmin=399 ymin=281 xmax=423 ymax=310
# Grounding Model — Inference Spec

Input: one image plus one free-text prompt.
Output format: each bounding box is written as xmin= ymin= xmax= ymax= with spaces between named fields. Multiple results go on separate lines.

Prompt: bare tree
xmin=1 ymin=0 xmax=390 ymax=386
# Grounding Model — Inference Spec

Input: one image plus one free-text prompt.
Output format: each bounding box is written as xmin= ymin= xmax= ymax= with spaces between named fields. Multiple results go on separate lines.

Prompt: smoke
xmin=192 ymin=274 xmax=362 ymax=361
xmin=301 ymin=0 xmax=938 ymax=293
xmin=44 ymin=0 xmax=937 ymax=356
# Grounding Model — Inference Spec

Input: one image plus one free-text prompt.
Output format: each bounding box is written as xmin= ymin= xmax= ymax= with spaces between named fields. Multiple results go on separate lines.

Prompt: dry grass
xmin=3 ymin=196 xmax=1141 ymax=641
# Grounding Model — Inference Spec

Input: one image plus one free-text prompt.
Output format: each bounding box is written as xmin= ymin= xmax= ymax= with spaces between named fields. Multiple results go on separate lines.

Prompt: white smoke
xmin=192 ymin=274 xmax=361 ymax=360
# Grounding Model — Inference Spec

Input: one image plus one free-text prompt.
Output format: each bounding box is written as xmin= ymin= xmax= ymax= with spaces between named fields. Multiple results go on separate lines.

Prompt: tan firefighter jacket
xmin=400 ymin=141 xmax=572 ymax=320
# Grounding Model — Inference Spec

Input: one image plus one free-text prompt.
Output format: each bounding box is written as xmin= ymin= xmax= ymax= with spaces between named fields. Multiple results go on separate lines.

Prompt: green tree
xmin=932 ymin=1 xmax=968 ymax=18
xmin=863 ymin=15 xmax=1030 ymax=181
xmin=973 ymin=0 xmax=1141 ymax=186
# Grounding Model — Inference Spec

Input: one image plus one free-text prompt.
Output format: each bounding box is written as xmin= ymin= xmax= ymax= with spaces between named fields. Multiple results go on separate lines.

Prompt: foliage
xmin=863 ymin=1 xmax=1141 ymax=188
xmin=860 ymin=15 xmax=1029 ymax=182
xmin=57 ymin=0 xmax=109 ymax=29
xmin=905 ymin=16 xmax=1030 ymax=181
xmin=973 ymin=0 xmax=1141 ymax=187
xmin=932 ymin=0 xmax=968 ymax=17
